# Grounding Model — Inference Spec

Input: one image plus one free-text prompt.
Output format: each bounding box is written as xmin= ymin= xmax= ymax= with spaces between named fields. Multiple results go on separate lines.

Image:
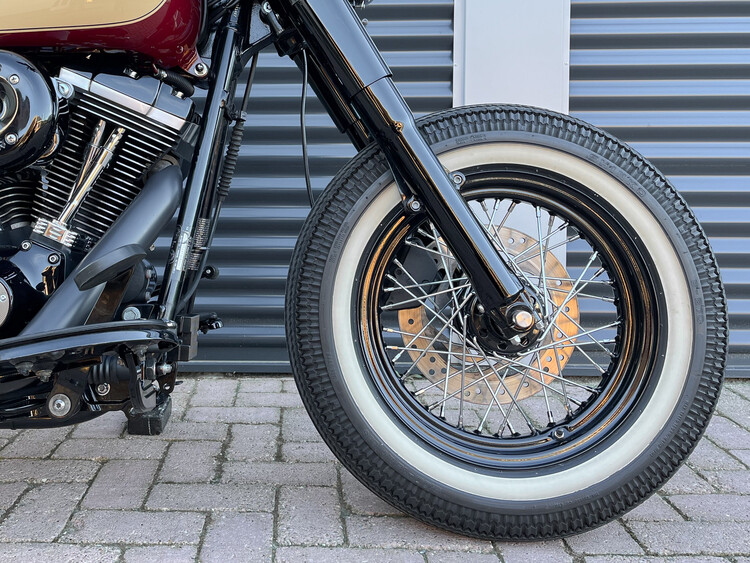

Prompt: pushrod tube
xmin=276 ymin=0 xmax=525 ymax=313
xmin=158 ymin=8 xmax=247 ymax=320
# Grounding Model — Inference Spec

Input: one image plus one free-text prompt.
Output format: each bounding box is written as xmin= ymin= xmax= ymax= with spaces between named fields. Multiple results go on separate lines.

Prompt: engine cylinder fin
xmin=30 ymin=82 xmax=185 ymax=243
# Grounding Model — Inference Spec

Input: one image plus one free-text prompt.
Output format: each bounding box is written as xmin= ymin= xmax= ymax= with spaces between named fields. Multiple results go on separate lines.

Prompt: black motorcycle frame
xmin=159 ymin=0 xmax=535 ymax=336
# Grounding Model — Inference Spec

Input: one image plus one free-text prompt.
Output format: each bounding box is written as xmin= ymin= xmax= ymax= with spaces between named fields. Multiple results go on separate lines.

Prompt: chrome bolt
xmin=262 ymin=1 xmax=272 ymax=13
xmin=122 ymin=306 xmax=141 ymax=321
xmin=476 ymin=304 xmax=485 ymax=315
xmin=8 ymin=74 xmax=19 ymax=85
xmin=20 ymin=241 xmax=31 ymax=251
xmin=512 ymin=310 xmax=534 ymax=330
xmin=49 ymin=393 xmax=72 ymax=417
xmin=510 ymin=335 xmax=522 ymax=346
xmin=451 ymin=172 xmax=466 ymax=186
xmin=408 ymin=199 xmax=422 ymax=212
xmin=95 ymin=383 xmax=111 ymax=396
xmin=57 ymin=82 xmax=72 ymax=97
xmin=48 ymin=254 xmax=60 ymax=264
xmin=157 ymin=363 xmax=174 ymax=376
xmin=0 ymin=295 xmax=7 ymax=303
xmin=4 ymin=133 xmax=17 ymax=145
xmin=553 ymin=428 xmax=565 ymax=440
xmin=194 ymin=63 xmax=208 ymax=77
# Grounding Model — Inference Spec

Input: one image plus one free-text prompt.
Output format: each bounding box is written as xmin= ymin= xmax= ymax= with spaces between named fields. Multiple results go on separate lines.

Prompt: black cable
xmin=301 ymin=50 xmax=315 ymax=207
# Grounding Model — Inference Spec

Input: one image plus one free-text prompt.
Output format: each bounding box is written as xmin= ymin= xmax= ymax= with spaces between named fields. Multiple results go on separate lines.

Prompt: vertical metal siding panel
xmin=182 ymin=0 xmax=455 ymax=373
xmin=570 ymin=0 xmax=750 ymax=376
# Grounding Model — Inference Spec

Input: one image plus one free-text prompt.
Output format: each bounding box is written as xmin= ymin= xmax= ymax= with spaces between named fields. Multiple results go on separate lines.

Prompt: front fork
xmin=278 ymin=0 xmax=540 ymax=338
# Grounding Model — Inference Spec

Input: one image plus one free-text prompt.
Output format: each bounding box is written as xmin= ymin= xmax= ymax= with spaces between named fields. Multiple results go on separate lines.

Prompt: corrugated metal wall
xmin=180 ymin=0 xmax=749 ymax=376
xmin=569 ymin=0 xmax=750 ymax=376
xmin=181 ymin=0 xmax=455 ymax=373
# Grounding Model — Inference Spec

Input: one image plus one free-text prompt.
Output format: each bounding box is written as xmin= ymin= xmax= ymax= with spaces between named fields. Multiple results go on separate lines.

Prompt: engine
xmin=0 ymin=50 xmax=197 ymax=336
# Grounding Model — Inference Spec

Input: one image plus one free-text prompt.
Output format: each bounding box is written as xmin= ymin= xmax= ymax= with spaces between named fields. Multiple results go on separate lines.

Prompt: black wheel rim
xmin=356 ymin=164 xmax=663 ymax=471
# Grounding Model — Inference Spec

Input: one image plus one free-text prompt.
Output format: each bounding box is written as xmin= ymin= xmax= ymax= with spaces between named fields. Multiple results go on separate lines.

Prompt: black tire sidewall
xmin=288 ymin=107 xmax=724 ymax=535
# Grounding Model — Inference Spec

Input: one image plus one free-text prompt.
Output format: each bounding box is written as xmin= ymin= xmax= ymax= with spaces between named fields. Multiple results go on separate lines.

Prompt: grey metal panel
xmin=570 ymin=0 xmax=750 ymax=376
xmin=180 ymin=0 xmax=455 ymax=373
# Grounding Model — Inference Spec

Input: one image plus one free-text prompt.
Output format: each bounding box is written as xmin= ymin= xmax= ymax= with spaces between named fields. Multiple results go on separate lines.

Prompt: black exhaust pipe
xmin=21 ymin=165 xmax=183 ymax=335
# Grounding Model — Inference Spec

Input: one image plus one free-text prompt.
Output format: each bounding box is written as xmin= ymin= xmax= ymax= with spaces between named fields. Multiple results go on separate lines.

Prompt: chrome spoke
xmin=536 ymin=206 xmax=551 ymax=316
xmin=381 ymin=283 xmax=472 ymax=310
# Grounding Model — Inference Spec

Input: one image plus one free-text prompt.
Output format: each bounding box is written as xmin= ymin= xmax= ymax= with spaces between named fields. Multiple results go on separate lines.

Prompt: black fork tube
xmin=276 ymin=0 xmax=525 ymax=313
xmin=158 ymin=9 xmax=246 ymax=320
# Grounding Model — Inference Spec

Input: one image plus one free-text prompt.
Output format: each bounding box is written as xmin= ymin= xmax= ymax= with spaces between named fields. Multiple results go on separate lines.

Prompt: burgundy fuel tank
xmin=0 ymin=0 xmax=204 ymax=75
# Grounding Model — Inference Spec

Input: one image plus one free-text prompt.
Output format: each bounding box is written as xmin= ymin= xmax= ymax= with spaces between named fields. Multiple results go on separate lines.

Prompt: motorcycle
xmin=0 ymin=0 xmax=728 ymax=540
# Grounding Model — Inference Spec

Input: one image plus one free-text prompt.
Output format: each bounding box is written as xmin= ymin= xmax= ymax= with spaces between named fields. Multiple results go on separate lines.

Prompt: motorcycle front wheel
xmin=285 ymin=105 xmax=727 ymax=539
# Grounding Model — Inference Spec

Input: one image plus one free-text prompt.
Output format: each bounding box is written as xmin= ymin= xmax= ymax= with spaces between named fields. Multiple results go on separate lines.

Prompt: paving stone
xmin=159 ymin=441 xmax=221 ymax=483
xmin=82 ymin=459 xmax=158 ymax=509
xmin=70 ymin=412 xmax=127 ymax=438
xmin=222 ymin=461 xmax=337 ymax=487
xmin=191 ymin=378 xmax=238 ymax=407
xmin=668 ymin=494 xmax=750 ymax=521
xmin=0 ymin=439 xmax=7 ymax=449
xmin=0 ymin=483 xmax=87 ymax=541
xmin=0 ymin=482 xmax=26 ymax=512
xmin=428 ymin=552 xmax=501 ymax=563
xmin=170 ymin=395 xmax=190 ymax=421
xmin=658 ymin=465 xmax=714 ymax=495
xmin=346 ymin=515 xmax=493 ymax=552
xmin=282 ymin=379 xmax=299 ymax=393
xmin=340 ymin=469 xmax=401 ymax=516
xmin=282 ymin=408 xmax=323 ymax=442
xmin=124 ymin=545 xmax=198 ymax=563
xmin=717 ymin=388 xmax=750 ymax=429
xmin=687 ymin=438 xmax=746 ymax=471
xmin=726 ymin=381 xmax=750 ymax=401
xmin=628 ymin=521 xmax=750 ymax=554
xmin=185 ymin=406 xmax=280 ymax=424
xmin=226 ymin=423 xmax=278 ymax=461
xmin=127 ymin=420 xmax=229 ymax=442
xmin=63 ymin=510 xmax=205 ymax=545
xmin=172 ymin=378 xmax=198 ymax=395
xmin=278 ymin=486 xmax=344 ymax=546
xmin=52 ymin=438 xmax=167 ymax=460
xmin=236 ymin=391 xmax=304 ymax=408
xmin=730 ymin=449 xmax=750 ymax=467
xmin=281 ymin=441 xmax=336 ymax=463
xmin=0 ymin=543 xmax=120 ymax=562
xmin=0 ymin=459 xmax=99 ymax=483
xmin=0 ymin=427 xmax=71 ymax=458
xmin=621 ymin=494 xmax=682 ymax=522
xmin=238 ymin=377 xmax=284 ymax=394
xmin=200 ymin=512 xmax=273 ymax=562
xmin=277 ymin=547 xmax=424 ymax=563
xmin=498 ymin=540 xmax=571 ymax=562
xmin=0 ymin=429 xmax=21 ymax=439
xmin=585 ymin=557 xmax=727 ymax=563
xmin=704 ymin=415 xmax=750 ymax=450
xmin=147 ymin=483 xmax=275 ymax=512
xmin=702 ymin=470 xmax=750 ymax=493
xmin=564 ymin=521 xmax=643 ymax=555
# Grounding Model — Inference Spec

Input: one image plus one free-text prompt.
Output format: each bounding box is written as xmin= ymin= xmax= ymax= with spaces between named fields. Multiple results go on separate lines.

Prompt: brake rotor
xmin=398 ymin=227 xmax=579 ymax=405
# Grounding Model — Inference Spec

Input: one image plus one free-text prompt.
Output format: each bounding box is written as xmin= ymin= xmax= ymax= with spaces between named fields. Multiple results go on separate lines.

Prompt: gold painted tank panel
xmin=0 ymin=0 xmax=168 ymax=33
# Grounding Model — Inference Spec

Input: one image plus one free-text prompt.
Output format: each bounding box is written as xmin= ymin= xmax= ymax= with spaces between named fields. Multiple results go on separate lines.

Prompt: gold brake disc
xmin=398 ymin=227 xmax=579 ymax=405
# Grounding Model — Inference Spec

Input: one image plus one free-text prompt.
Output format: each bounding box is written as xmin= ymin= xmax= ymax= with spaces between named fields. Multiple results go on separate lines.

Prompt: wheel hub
xmin=397 ymin=226 xmax=580 ymax=405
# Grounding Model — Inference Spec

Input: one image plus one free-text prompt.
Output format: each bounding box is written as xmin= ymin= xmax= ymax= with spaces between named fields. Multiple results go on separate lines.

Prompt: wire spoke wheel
xmin=287 ymin=105 xmax=727 ymax=539
xmin=360 ymin=175 xmax=654 ymax=468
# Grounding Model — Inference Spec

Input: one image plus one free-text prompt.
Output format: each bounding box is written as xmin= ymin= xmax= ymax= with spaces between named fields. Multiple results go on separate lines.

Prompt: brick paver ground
xmin=0 ymin=376 xmax=748 ymax=562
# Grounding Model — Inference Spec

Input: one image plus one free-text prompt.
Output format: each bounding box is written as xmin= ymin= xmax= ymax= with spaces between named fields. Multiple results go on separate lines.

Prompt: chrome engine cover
xmin=0 ymin=51 xmax=60 ymax=172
